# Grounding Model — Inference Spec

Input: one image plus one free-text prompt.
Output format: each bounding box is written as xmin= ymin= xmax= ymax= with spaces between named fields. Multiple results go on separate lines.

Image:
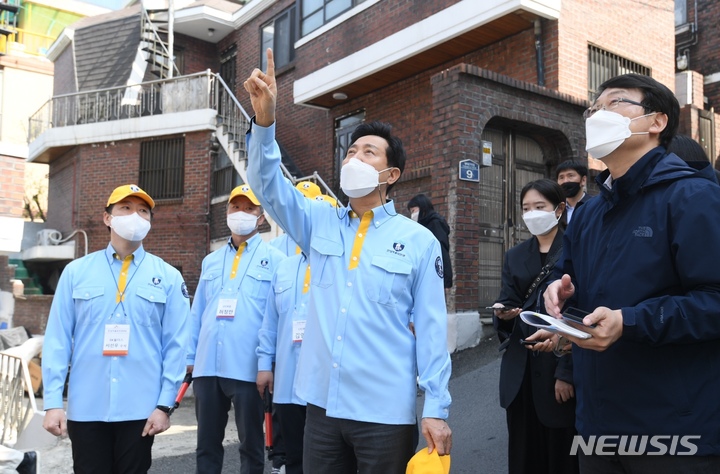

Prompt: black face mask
xmin=560 ymin=181 xmax=582 ymax=198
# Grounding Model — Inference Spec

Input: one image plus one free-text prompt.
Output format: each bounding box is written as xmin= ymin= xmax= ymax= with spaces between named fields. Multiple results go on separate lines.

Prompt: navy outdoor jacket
xmin=558 ymin=146 xmax=720 ymax=455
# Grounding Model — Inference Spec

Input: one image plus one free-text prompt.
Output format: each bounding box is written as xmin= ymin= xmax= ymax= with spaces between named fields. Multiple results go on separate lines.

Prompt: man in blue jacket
xmin=539 ymin=74 xmax=720 ymax=472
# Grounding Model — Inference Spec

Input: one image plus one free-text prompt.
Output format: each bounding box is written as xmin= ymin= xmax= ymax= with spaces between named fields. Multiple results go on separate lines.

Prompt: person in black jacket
xmin=492 ymin=179 xmax=578 ymax=474
xmin=555 ymin=160 xmax=592 ymax=225
xmin=407 ymin=194 xmax=452 ymax=288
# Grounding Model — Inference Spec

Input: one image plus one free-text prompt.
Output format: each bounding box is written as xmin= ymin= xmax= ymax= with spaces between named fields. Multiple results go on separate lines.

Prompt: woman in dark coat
xmin=492 ymin=179 xmax=578 ymax=474
xmin=407 ymin=194 xmax=452 ymax=288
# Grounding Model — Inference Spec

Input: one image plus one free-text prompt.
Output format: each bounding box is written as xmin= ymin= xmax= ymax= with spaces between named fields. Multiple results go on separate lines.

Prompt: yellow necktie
xmin=229 ymin=242 xmax=247 ymax=279
xmin=302 ymin=263 xmax=311 ymax=294
xmin=116 ymin=254 xmax=134 ymax=303
xmin=349 ymin=211 xmax=372 ymax=270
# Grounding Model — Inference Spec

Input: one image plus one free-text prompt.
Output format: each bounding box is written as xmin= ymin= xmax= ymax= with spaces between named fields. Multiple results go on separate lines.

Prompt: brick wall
xmin=46 ymin=132 xmax=213 ymax=295
xmin=557 ymin=0 xmax=675 ymax=101
xmin=176 ymin=32 xmax=220 ymax=75
xmin=43 ymin=0 xmax=678 ymax=314
xmin=684 ymin=0 xmax=720 ymax=109
xmin=11 ymin=295 xmax=52 ymax=335
xmin=0 ymin=156 xmax=25 ymax=217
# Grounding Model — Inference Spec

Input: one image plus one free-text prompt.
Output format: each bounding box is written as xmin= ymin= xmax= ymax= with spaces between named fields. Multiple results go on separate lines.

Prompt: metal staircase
xmin=212 ymin=75 xmax=337 ymax=239
xmin=140 ymin=3 xmax=179 ymax=79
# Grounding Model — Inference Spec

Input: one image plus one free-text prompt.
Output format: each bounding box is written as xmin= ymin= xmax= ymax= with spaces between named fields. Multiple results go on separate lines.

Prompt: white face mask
xmin=411 ymin=211 xmax=419 ymax=222
xmin=227 ymin=211 xmax=259 ymax=236
xmin=522 ymin=209 xmax=559 ymax=236
xmin=111 ymin=213 xmax=151 ymax=241
xmin=585 ymin=109 xmax=655 ymax=159
xmin=340 ymin=158 xmax=392 ymax=198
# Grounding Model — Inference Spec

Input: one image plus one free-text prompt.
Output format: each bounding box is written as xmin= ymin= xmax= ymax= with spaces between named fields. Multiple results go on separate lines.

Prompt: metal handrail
xmin=140 ymin=6 xmax=181 ymax=77
xmin=26 ymin=70 xmax=337 ymax=201
xmin=27 ymin=70 xmax=217 ymax=142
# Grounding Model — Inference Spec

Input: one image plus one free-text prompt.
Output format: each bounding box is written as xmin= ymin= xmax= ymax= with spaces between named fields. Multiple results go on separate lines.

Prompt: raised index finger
xmin=265 ymin=48 xmax=275 ymax=78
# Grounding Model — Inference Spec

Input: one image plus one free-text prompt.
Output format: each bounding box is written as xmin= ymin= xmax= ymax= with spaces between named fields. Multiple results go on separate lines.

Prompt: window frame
xmin=587 ymin=44 xmax=651 ymax=102
xmin=260 ymin=5 xmax=297 ymax=71
xmin=138 ymin=137 xmax=185 ymax=201
xmin=674 ymin=0 xmax=687 ymax=27
xmin=299 ymin=0 xmax=366 ymax=37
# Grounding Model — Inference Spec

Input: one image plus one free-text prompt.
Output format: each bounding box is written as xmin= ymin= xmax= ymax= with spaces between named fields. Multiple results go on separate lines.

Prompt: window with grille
xmin=300 ymin=0 xmax=367 ymax=37
xmin=587 ymin=45 xmax=651 ymax=102
xmin=261 ymin=6 xmax=297 ymax=70
xmin=211 ymin=148 xmax=241 ymax=198
xmin=139 ymin=138 xmax=185 ymax=200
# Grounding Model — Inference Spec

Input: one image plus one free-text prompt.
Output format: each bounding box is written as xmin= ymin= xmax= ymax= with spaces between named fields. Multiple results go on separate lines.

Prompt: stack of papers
xmin=520 ymin=311 xmax=592 ymax=339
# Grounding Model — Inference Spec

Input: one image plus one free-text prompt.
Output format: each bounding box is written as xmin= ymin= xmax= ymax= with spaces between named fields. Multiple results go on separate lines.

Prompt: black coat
xmin=493 ymin=230 xmax=575 ymax=428
xmin=418 ymin=211 xmax=453 ymax=288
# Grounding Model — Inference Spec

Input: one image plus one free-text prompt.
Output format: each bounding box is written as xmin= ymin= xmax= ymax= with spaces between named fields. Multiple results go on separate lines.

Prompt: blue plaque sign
xmin=459 ymin=159 xmax=480 ymax=182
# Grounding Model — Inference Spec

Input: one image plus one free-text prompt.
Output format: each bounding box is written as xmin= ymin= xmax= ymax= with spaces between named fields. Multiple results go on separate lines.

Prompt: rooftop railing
xmin=28 ymin=70 xmax=247 ymax=143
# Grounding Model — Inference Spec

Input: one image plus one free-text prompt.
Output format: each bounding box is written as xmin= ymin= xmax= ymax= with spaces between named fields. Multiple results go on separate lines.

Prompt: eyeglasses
xmin=583 ymin=97 xmax=647 ymax=120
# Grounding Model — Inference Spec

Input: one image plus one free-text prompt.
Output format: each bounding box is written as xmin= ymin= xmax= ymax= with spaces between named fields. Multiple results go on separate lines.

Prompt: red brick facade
xmin=45 ymin=132 xmax=212 ymax=294
xmin=0 ymin=156 xmax=25 ymax=218
xmin=39 ymin=0 xmax=681 ymax=319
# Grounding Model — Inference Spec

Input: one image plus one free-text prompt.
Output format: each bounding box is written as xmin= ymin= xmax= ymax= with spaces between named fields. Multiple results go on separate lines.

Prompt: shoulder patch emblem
xmin=181 ymin=282 xmax=189 ymax=298
xmin=435 ymin=256 xmax=444 ymax=279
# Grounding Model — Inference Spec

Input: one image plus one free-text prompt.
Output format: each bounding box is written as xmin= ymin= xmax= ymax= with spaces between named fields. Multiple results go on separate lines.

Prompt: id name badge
xmin=217 ymin=298 xmax=238 ymax=319
xmin=103 ymin=324 xmax=130 ymax=356
xmin=292 ymin=320 xmax=306 ymax=343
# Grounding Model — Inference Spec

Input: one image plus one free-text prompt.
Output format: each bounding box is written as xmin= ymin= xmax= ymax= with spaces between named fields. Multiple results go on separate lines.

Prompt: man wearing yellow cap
xmin=42 ymin=184 xmax=190 ymax=473
xmin=188 ymin=184 xmax=286 ymax=474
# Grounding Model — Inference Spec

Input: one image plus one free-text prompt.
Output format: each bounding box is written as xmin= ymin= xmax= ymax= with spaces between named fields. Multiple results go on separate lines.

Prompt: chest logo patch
xmin=632 ymin=226 xmax=653 ymax=238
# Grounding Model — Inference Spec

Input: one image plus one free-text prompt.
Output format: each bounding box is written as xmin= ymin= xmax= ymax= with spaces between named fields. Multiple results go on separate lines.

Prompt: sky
xmin=80 ymin=0 xmax=129 ymax=10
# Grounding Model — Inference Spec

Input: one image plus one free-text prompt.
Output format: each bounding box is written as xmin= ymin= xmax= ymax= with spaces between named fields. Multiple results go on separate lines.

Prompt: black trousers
xmin=67 ymin=419 xmax=153 ymax=474
xmin=276 ymin=403 xmax=307 ymax=474
xmin=303 ymin=404 xmax=415 ymax=474
xmin=193 ymin=376 xmax=265 ymax=474
xmin=268 ymin=405 xmax=286 ymax=469
xmin=505 ymin=368 xmax=579 ymax=474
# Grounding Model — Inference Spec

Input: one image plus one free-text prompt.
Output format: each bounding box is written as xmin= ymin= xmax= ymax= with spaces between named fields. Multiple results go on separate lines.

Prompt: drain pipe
xmin=534 ymin=19 xmax=545 ymax=87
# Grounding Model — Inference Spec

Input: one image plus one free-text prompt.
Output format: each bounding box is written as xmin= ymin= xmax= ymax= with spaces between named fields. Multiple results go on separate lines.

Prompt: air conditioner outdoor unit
xmin=37 ymin=229 xmax=61 ymax=246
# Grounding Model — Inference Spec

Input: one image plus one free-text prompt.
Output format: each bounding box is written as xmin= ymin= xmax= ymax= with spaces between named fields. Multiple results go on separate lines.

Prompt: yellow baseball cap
xmin=295 ymin=181 xmax=321 ymax=199
xmin=106 ymin=184 xmax=155 ymax=209
xmin=314 ymin=194 xmax=338 ymax=207
xmin=229 ymin=184 xmax=260 ymax=206
xmin=406 ymin=450 xmax=451 ymax=474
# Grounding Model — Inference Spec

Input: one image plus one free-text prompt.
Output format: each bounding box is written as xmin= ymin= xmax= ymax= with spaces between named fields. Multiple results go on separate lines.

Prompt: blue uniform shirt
xmin=257 ymin=253 xmax=309 ymax=405
xmin=42 ymin=244 xmax=190 ymax=421
xmin=270 ymin=233 xmax=301 ymax=257
xmin=188 ymin=234 xmax=286 ymax=382
xmin=247 ymin=122 xmax=452 ymax=425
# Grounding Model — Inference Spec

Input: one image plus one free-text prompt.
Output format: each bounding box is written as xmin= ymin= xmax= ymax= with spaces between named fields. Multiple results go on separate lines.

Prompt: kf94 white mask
xmin=340 ymin=158 xmax=393 ymax=199
xmin=522 ymin=209 xmax=559 ymax=236
xmin=227 ymin=211 xmax=259 ymax=236
xmin=111 ymin=213 xmax=151 ymax=241
xmin=585 ymin=109 xmax=655 ymax=159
